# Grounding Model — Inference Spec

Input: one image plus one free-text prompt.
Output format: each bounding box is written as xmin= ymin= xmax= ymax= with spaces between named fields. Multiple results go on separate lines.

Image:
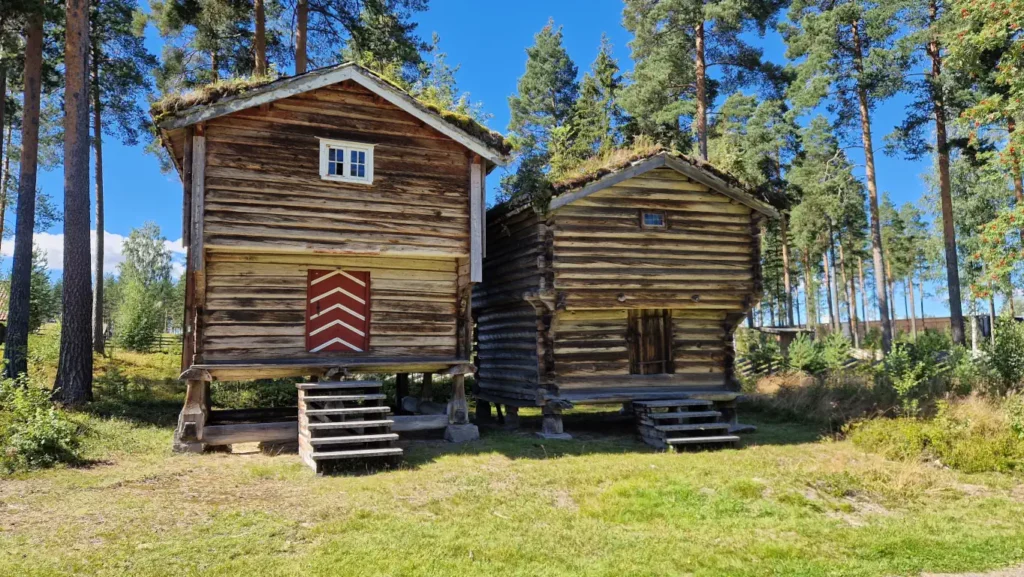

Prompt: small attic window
xmin=641 ymin=211 xmax=666 ymax=228
xmin=319 ymin=138 xmax=374 ymax=184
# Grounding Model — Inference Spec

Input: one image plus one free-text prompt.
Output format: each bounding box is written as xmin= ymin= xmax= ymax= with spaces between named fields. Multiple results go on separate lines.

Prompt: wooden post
xmin=173 ymin=378 xmax=209 ymax=452
xmin=469 ymin=155 xmax=483 ymax=282
xmin=396 ymin=373 xmax=410 ymax=410
xmin=419 ymin=372 xmax=433 ymax=401
xmin=503 ymin=405 xmax=520 ymax=430
xmin=475 ymin=399 xmax=492 ymax=423
xmin=189 ymin=130 xmax=207 ymax=363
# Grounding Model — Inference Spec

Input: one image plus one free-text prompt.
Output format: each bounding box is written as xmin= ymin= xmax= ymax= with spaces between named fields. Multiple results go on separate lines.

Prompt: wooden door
xmin=305 ymin=270 xmax=371 ymax=353
xmin=628 ymin=309 xmax=673 ymax=375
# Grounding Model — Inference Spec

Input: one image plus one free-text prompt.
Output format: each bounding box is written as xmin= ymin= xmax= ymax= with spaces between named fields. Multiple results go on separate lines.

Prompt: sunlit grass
xmin=2 ymin=348 xmax=1024 ymax=576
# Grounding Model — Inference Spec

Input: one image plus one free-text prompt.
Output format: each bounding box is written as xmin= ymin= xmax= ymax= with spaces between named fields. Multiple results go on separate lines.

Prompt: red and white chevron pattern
xmin=305 ymin=269 xmax=370 ymax=354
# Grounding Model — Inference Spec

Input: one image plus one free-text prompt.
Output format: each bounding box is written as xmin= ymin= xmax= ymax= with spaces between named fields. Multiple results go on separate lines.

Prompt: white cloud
xmin=0 ymin=231 xmax=187 ymax=279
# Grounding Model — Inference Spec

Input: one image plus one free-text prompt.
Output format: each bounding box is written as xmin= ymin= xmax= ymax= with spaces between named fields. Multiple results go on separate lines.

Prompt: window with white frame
xmin=319 ymin=139 xmax=374 ymax=184
xmin=641 ymin=211 xmax=666 ymax=228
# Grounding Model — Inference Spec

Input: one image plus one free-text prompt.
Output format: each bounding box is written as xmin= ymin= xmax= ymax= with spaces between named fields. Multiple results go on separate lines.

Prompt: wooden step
xmin=311 ymin=447 xmax=404 ymax=460
xmin=301 ymin=394 xmax=386 ymax=402
xmin=642 ymin=410 xmax=722 ymax=420
xmin=303 ymin=433 xmax=399 ymax=445
xmin=305 ymin=419 xmax=394 ymax=430
xmin=653 ymin=423 xmax=730 ymax=433
xmin=633 ymin=399 xmax=713 ymax=409
xmin=302 ymin=406 xmax=390 ymax=416
xmin=665 ymin=435 xmax=740 ymax=445
xmin=297 ymin=381 xmax=382 ymax=390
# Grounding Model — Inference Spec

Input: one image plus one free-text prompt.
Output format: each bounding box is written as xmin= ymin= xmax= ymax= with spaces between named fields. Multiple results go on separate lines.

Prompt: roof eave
xmin=549 ymin=153 xmax=779 ymax=219
xmin=155 ymin=63 xmax=510 ymax=166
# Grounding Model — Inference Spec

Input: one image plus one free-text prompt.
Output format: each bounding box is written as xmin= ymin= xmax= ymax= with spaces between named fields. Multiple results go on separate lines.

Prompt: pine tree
xmin=783 ymin=0 xmax=910 ymax=353
xmin=90 ymin=0 xmax=156 ymax=355
xmin=885 ymin=0 xmax=968 ymax=344
xmin=621 ymin=0 xmax=786 ymax=158
xmin=4 ymin=3 xmax=44 ymax=381
xmin=54 ymin=0 xmax=94 ymax=406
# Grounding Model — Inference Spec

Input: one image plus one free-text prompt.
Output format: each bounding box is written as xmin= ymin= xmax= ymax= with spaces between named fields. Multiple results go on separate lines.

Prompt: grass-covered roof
xmin=150 ymin=63 xmax=510 ymax=157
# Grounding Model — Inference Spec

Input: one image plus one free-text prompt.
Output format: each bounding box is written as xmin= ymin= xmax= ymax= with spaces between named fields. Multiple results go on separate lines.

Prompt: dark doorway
xmin=628 ymin=309 xmax=673 ymax=375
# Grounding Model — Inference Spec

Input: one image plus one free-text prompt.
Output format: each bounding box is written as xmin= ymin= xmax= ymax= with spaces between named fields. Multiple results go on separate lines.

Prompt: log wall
xmin=475 ymin=166 xmax=760 ymax=404
xmin=179 ymin=80 xmax=478 ymax=366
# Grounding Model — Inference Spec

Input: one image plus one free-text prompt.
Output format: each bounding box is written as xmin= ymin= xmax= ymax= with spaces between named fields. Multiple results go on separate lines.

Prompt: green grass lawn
xmin=2 ymin=352 xmax=1024 ymax=576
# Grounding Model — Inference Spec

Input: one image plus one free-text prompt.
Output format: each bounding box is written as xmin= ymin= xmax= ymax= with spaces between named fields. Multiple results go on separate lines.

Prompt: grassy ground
xmin=2 ymin=350 xmax=1024 ymax=576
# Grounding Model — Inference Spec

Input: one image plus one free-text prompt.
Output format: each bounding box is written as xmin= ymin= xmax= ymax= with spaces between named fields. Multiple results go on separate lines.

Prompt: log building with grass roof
xmin=152 ymin=63 xmax=509 ymax=459
xmin=473 ymin=148 xmax=778 ymax=445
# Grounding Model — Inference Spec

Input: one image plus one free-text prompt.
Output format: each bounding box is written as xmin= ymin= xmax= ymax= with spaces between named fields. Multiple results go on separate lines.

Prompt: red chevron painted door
xmin=305 ymin=270 xmax=371 ymax=353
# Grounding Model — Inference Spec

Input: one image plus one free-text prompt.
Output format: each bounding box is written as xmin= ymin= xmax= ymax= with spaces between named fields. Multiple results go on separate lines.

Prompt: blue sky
xmin=13 ymin=0 xmax=948 ymax=317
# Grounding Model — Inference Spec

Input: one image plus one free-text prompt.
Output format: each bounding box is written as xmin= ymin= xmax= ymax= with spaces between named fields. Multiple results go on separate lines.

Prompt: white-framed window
xmin=641 ymin=211 xmax=666 ymax=228
xmin=318 ymin=138 xmax=375 ymax=185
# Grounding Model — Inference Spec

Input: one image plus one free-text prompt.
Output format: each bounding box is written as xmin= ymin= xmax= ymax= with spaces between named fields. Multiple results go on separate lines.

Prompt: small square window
xmin=641 ymin=212 xmax=666 ymax=228
xmin=319 ymin=139 xmax=374 ymax=184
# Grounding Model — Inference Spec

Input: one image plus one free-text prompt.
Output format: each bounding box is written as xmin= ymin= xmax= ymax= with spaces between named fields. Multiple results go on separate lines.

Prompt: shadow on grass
xmin=83 ymin=377 xmax=185 ymax=429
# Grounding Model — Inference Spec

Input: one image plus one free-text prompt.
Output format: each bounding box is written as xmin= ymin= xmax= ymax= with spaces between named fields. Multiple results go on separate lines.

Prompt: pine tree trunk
xmin=694 ymin=17 xmax=708 ymax=160
xmin=839 ymin=242 xmax=859 ymax=347
xmin=295 ymin=0 xmax=308 ymax=74
xmin=988 ymin=290 xmax=996 ymax=346
xmin=3 ymin=13 xmax=44 ymax=380
xmin=919 ymin=278 xmax=925 ymax=320
xmin=886 ymin=256 xmax=897 ymax=331
xmin=254 ymin=0 xmax=267 ymax=75
xmin=0 ymin=65 xmax=6 ymax=254
xmin=909 ymin=276 xmax=919 ymax=339
xmin=853 ymin=19 xmax=893 ymax=353
xmin=828 ymin=230 xmax=841 ymax=332
xmin=859 ymin=257 xmax=868 ymax=324
xmin=211 ymin=51 xmax=219 ymax=80
xmin=780 ymin=215 xmax=793 ymax=326
xmin=928 ymin=0 xmax=966 ymax=345
xmin=92 ymin=42 xmax=105 ymax=356
xmin=54 ymin=0 xmax=94 ymax=406
xmin=804 ymin=252 xmax=817 ymax=332
xmin=823 ymin=253 xmax=835 ymax=332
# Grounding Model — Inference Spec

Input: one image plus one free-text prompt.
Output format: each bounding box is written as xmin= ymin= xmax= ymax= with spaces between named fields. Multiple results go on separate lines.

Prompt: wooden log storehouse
xmin=474 ymin=150 xmax=779 ymax=445
xmin=152 ymin=63 xmax=509 ymax=459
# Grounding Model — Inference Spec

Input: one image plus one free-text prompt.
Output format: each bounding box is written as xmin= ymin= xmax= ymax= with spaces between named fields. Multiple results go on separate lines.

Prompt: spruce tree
xmin=502 ymin=20 xmax=578 ymax=202
xmin=782 ymin=0 xmax=910 ymax=353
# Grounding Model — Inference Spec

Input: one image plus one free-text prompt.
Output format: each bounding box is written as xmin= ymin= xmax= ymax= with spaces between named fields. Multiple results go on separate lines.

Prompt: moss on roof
xmin=150 ymin=64 xmax=510 ymax=156
xmin=551 ymin=140 xmax=757 ymax=201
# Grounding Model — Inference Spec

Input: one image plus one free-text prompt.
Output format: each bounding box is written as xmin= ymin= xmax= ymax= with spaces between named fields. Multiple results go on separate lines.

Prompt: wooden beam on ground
xmin=391 ymin=414 xmax=447 ymax=432
xmin=202 ymin=421 xmax=298 ymax=445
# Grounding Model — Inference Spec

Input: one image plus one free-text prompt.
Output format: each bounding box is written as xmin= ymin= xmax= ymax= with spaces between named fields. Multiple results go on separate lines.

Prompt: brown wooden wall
xmin=475 ymin=166 xmax=760 ymax=404
xmin=472 ymin=203 xmax=545 ymax=403
xmin=202 ymin=253 xmax=459 ymax=362
xmin=201 ymin=80 xmax=471 ymax=258
xmin=177 ymin=80 xmax=480 ymax=366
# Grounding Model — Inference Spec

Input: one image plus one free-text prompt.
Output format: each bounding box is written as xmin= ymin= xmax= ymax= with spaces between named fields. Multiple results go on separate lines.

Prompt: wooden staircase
xmin=633 ymin=399 xmax=740 ymax=451
xmin=298 ymin=380 xmax=403 ymax=474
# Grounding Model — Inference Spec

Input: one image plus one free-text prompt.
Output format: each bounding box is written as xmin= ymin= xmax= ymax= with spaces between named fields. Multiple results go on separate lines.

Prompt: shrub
xmin=884 ymin=343 xmax=931 ymax=415
xmin=116 ymin=277 xmax=162 ymax=352
xmin=820 ymin=332 xmax=851 ymax=372
xmin=785 ymin=333 xmax=825 ymax=374
xmin=984 ymin=318 xmax=1024 ymax=394
xmin=0 ymin=378 xmax=82 ymax=472
xmin=850 ymin=396 xmax=1024 ymax=474
xmin=947 ymin=345 xmax=984 ymax=396
xmin=747 ymin=371 xmax=896 ymax=430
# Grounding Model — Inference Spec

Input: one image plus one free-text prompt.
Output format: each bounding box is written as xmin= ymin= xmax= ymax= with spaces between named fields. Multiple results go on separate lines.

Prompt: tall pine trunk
xmin=823 ymin=253 xmax=835 ymax=332
xmin=853 ymin=19 xmax=893 ymax=353
xmin=0 ymin=63 xmax=6 ymax=253
xmin=928 ymin=0 xmax=965 ymax=345
xmin=92 ymin=40 xmax=105 ymax=355
xmin=804 ymin=253 xmax=817 ymax=332
xmin=254 ymin=0 xmax=267 ymax=75
xmin=780 ymin=215 xmax=793 ymax=326
xmin=295 ymin=0 xmax=308 ymax=73
xmin=4 ymin=13 xmax=44 ymax=380
xmin=908 ymin=275 xmax=918 ymax=340
xmin=839 ymin=242 xmax=859 ymax=347
xmin=859 ymin=257 xmax=868 ymax=324
xmin=54 ymin=0 xmax=94 ymax=405
xmin=694 ymin=17 xmax=708 ymax=160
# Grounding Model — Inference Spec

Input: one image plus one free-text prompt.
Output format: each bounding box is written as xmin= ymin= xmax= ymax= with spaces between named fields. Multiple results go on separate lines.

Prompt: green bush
xmin=116 ymin=277 xmax=163 ymax=352
xmin=821 ymin=332 xmax=851 ymax=372
xmin=850 ymin=397 xmax=1024 ymax=474
xmin=884 ymin=343 xmax=931 ymax=415
xmin=786 ymin=333 xmax=825 ymax=374
xmin=0 ymin=378 xmax=82 ymax=473
xmin=985 ymin=319 xmax=1024 ymax=394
